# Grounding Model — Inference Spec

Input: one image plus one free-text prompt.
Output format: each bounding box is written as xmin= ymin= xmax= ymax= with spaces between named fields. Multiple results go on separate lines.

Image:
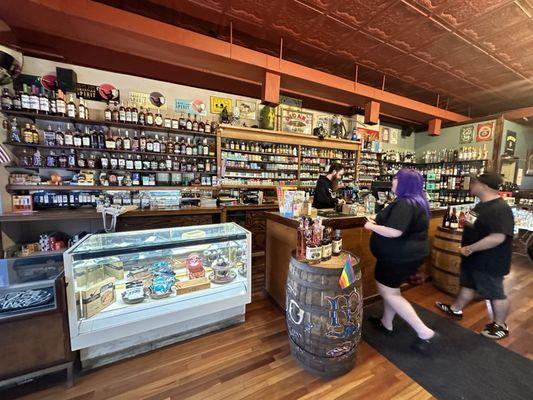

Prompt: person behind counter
xmin=312 ymin=164 xmax=346 ymax=209
xmin=364 ymin=168 xmax=436 ymax=350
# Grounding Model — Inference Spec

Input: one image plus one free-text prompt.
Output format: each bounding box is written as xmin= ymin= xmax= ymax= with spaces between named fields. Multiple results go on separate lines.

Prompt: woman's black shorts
xmin=374 ymin=259 xmax=425 ymax=288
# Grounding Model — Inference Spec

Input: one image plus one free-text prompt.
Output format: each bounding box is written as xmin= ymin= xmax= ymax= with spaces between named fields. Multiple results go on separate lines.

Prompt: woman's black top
xmin=369 ymin=198 xmax=429 ymax=263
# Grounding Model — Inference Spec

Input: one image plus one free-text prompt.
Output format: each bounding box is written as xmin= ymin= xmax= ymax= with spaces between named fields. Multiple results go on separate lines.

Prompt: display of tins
xmin=128 ymin=267 xmax=152 ymax=288
xmin=121 ymin=280 xmax=147 ymax=305
xmin=149 ymin=275 xmax=175 ymax=299
xmin=209 ymin=256 xmax=236 ymax=284
xmin=78 ymin=277 xmax=116 ymax=319
xmin=186 ymin=254 xmax=205 ymax=279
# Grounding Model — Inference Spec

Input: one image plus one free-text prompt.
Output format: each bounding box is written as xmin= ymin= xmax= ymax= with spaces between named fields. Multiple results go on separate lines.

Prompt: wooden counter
xmin=265 ymin=209 xmax=445 ymax=308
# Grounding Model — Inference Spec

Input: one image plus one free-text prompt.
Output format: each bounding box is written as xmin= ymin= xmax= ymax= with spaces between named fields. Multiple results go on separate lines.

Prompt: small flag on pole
xmin=339 ymin=255 xmax=356 ymax=289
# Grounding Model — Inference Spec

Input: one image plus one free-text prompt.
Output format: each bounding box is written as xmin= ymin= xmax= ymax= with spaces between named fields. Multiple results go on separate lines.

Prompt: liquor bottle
xmin=198 ymin=117 xmax=205 ymax=132
xmin=87 ymin=154 xmax=96 ymax=169
xmin=67 ymin=94 xmax=77 ymax=118
xmin=134 ymin=155 xmax=142 ymax=170
xmin=73 ymin=127 xmax=83 ymax=147
xmin=115 ymin=130 xmax=124 ymax=150
xmin=1 ymin=88 xmax=13 ymax=110
xmin=67 ymin=149 xmax=76 ymax=168
xmin=77 ymin=152 xmax=86 ymax=168
xmin=38 ymin=88 xmax=50 ymax=114
xmin=153 ymin=134 xmax=161 ymax=153
xmin=123 ymin=131 xmax=132 ymax=151
xmin=150 ymin=156 xmax=158 ymax=170
xmin=101 ymin=153 xmax=110 ymax=169
xmin=442 ymin=206 xmax=450 ymax=228
xmin=90 ymin=128 xmax=98 ymax=149
xmin=48 ymin=91 xmax=57 ymax=115
xmin=186 ymin=138 xmax=193 ymax=156
xmin=160 ymin=137 xmax=167 ymax=154
xmin=138 ymin=107 xmax=146 ymax=125
xmin=22 ymin=123 xmax=32 ymax=144
xmin=191 ymin=139 xmax=198 ymax=156
xmin=203 ymin=139 xmax=209 ymax=156
xmin=105 ymin=128 xmax=116 ymax=150
xmin=204 ymin=119 xmax=211 ymax=134
xmin=154 ymin=108 xmax=163 ymax=127
xmin=33 ymin=149 xmax=42 ymax=167
xmin=180 ymin=138 xmax=187 ymax=154
xmin=296 ymin=217 xmax=307 ymax=260
xmin=119 ymin=101 xmax=126 ymax=123
xmin=104 ymin=102 xmax=112 ymax=121
xmin=458 ymin=208 xmax=466 ymax=230
xmin=12 ymin=89 xmax=21 ymax=110
xmin=78 ymin=96 xmax=87 ymax=119
xmin=46 ymin=151 xmax=57 ymax=168
xmin=131 ymin=104 xmax=138 ymax=124
xmin=174 ymin=138 xmax=180 ymax=154
xmin=63 ymin=123 xmax=74 ymax=146
xmin=55 ymin=90 xmax=66 ymax=116
xmin=146 ymin=108 xmax=154 ymax=126
xmin=449 ymin=207 xmax=458 ymax=229
xmin=97 ymin=129 xmax=105 ymax=149
xmin=171 ymin=116 xmax=179 ymax=130
xmin=58 ymin=151 xmax=68 ymax=168
xmin=29 ymin=86 xmax=40 ymax=113
xmin=131 ymin=131 xmax=139 ymax=151
xmin=332 ymin=229 xmax=342 ymax=256
xmin=178 ymin=113 xmax=186 ymax=129
xmin=20 ymin=84 xmax=30 ymax=111
xmin=126 ymin=155 xmax=134 ymax=170
xmin=55 ymin=126 xmax=65 ymax=146
xmin=167 ymin=137 xmax=175 ymax=154
xmin=139 ymin=131 xmax=147 ymax=152
xmin=82 ymin=127 xmax=91 ymax=147
xmin=164 ymin=117 xmax=171 ymax=128
xmin=321 ymin=227 xmax=332 ymax=261
xmin=186 ymin=113 xmax=193 ymax=130
xmin=165 ymin=155 xmax=172 ymax=171
xmin=158 ymin=157 xmax=166 ymax=171
xmin=110 ymin=153 xmax=118 ymax=169
xmin=111 ymin=101 xmax=119 ymax=122
xmin=125 ymin=103 xmax=132 ymax=123
xmin=192 ymin=115 xmax=199 ymax=131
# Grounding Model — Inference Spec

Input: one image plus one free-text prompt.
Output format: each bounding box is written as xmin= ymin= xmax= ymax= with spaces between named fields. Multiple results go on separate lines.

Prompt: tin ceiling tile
xmin=330 ymin=0 xmax=395 ymax=28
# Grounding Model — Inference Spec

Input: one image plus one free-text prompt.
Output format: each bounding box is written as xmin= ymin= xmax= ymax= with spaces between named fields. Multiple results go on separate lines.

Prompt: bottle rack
xmin=299 ymin=146 xmax=356 ymax=188
xmin=356 ymin=150 xmax=382 ymax=185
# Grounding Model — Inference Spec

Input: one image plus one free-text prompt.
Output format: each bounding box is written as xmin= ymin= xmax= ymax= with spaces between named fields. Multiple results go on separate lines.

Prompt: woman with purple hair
xmin=364 ymin=168 xmax=436 ymax=350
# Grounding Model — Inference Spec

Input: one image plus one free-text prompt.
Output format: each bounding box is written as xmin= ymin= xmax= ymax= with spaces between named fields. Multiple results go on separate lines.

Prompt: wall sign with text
xmin=76 ymin=83 xmax=120 ymax=102
xmin=210 ymin=96 xmax=232 ymax=114
xmin=281 ymin=109 xmax=313 ymax=135
xmin=174 ymin=98 xmax=207 ymax=116
xmin=129 ymin=91 xmax=167 ymax=110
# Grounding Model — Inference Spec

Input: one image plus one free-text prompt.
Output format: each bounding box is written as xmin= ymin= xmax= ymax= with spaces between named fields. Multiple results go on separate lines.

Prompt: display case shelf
xmin=3 ymin=110 xmax=217 ymax=139
xmin=6 ymin=184 xmax=215 ymax=192
xmin=6 ymin=164 xmax=217 ymax=175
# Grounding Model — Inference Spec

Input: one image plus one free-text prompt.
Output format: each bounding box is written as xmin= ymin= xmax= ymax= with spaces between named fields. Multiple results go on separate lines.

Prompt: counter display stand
xmin=63 ymin=222 xmax=251 ymax=368
xmin=286 ymin=251 xmax=362 ymax=379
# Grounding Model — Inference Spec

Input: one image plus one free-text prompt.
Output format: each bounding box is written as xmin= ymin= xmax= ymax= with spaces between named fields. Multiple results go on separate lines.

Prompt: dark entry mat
xmin=363 ymin=301 xmax=533 ymax=400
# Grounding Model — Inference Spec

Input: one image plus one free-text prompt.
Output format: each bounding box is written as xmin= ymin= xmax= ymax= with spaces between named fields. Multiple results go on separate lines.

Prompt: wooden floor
xmin=7 ymin=255 xmax=532 ymax=400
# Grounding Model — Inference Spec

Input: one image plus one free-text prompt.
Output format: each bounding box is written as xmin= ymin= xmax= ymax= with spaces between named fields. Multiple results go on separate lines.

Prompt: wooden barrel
xmin=286 ymin=251 xmax=362 ymax=379
xmin=431 ymin=226 xmax=462 ymax=295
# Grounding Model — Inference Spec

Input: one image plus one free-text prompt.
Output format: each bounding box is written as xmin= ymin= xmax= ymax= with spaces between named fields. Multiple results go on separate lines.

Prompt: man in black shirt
xmin=436 ymin=172 xmax=514 ymax=340
xmin=312 ymin=164 xmax=346 ymax=209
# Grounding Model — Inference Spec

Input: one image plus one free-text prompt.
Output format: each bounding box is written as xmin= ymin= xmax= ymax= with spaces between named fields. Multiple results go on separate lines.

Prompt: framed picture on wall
xmin=460 ymin=125 xmax=475 ymax=144
xmin=315 ymin=115 xmax=330 ymax=136
xmin=526 ymin=149 xmax=533 ymax=176
xmin=476 ymin=122 xmax=494 ymax=142
xmin=380 ymin=126 xmax=390 ymax=143
xmin=281 ymin=108 xmax=313 ymax=135
xmin=390 ymin=129 xmax=398 ymax=144
xmin=236 ymin=100 xmax=257 ymax=120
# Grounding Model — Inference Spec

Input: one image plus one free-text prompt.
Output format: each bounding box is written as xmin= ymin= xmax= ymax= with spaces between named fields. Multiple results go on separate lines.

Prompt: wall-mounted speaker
xmin=401 ymin=126 xmax=415 ymax=137
xmin=56 ymin=67 xmax=77 ymax=92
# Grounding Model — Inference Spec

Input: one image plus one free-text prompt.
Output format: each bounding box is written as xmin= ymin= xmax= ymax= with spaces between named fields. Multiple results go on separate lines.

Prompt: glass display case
xmin=64 ymin=223 xmax=251 ymax=351
xmin=0 ymin=253 xmax=64 ymax=320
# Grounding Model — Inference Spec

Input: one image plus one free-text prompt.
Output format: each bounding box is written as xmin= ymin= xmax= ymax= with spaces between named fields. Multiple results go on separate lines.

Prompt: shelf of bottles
xmin=2 ymin=91 xmax=219 ymax=191
xmin=299 ymin=147 xmax=356 ymax=188
xmin=356 ymin=150 xmax=383 ymax=185
xmin=381 ymin=149 xmax=488 ymax=206
xmin=221 ymin=139 xmax=299 ymax=187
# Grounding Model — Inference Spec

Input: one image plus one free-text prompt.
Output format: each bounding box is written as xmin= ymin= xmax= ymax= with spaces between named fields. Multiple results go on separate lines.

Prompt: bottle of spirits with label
xmin=186 ymin=113 xmax=193 ymax=130
xmin=171 ymin=116 xmax=179 ymax=130
xmin=104 ymin=102 xmax=112 ymax=121
xmin=204 ymin=119 xmax=211 ymax=134
xmin=138 ymin=106 xmax=145 ymax=125
xmin=167 ymin=137 xmax=175 ymax=154
xmin=146 ymin=108 xmax=154 ymax=126
xmin=179 ymin=113 xmax=186 ymax=129
xmin=198 ymin=117 xmax=205 ymax=132
xmin=20 ymin=84 xmax=30 ymax=111
xmin=78 ymin=97 xmax=86 ymax=119
xmin=118 ymin=154 xmax=126 ymax=169
xmin=332 ymin=229 xmax=342 ymax=256
xmin=134 ymin=155 xmax=142 ymax=170
xmin=123 ymin=131 xmax=131 ymax=151
xmin=449 ymin=207 xmax=458 ymax=229
xmin=186 ymin=138 xmax=193 ymax=156
xmin=105 ymin=128 xmax=116 ymax=150
xmin=203 ymin=139 xmax=209 ymax=156
xmin=55 ymin=90 xmax=66 ymax=116
xmin=111 ymin=101 xmax=119 ymax=122
xmin=321 ymin=227 xmax=332 ymax=261
xmin=125 ymin=103 xmax=132 ymax=123
xmin=58 ymin=151 xmax=68 ymax=168
xmin=153 ymin=134 xmax=161 ymax=153
xmin=73 ymin=128 xmax=83 ymax=147
xmin=101 ymin=153 xmax=110 ymax=169
xmin=164 ymin=117 xmax=172 ymax=129
xmin=192 ymin=115 xmax=199 ymax=131
xmin=119 ymin=101 xmax=126 ymax=123
xmin=131 ymin=131 xmax=139 ymax=151
xmin=46 ymin=151 xmax=57 ymax=168
xmin=154 ymin=108 xmax=163 ymax=127
xmin=29 ymin=86 xmax=40 ymax=113
xmin=97 ymin=129 xmax=105 ymax=149
xmin=22 ymin=123 xmax=33 ymax=144
xmin=146 ymin=134 xmax=154 ymax=152
xmin=67 ymin=149 xmax=76 ymax=168
xmin=31 ymin=124 xmax=39 ymax=145
xmin=67 ymin=94 xmax=77 ymax=118
xmin=32 ymin=149 xmax=42 ymax=167
xmin=139 ymin=131 xmax=147 ymax=152
xmin=126 ymin=154 xmax=134 ymax=170
xmin=115 ymin=130 xmax=124 ymax=150
xmin=76 ymin=153 xmax=86 ymax=168
xmin=131 ymin=105 xmax=138 ymax=124
xmin=82 ymin=127 xmax=91 ymax=147
xmin=64 ymin=124 xmax=74 ymax=146
xmin=12 ymin=89 xmax=21 ymax=110
xmin=55 ymin=126 xmax=65 ymax=146
xmin=1 ymin=88 xmax=13 ymax=110
xmin=110 ymin=153 xmax=118 ymax=169
xmin=38 ymin=88 xmax=49 ymax=114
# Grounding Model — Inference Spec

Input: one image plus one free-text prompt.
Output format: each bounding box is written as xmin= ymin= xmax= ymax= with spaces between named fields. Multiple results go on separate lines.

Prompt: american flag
xmin=0 ymin=145 xmax=12 ymax=164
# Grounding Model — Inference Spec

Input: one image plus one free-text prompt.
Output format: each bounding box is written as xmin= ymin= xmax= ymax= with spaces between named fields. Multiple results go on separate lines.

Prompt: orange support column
xmin=428 ymin=118 xmax=442 ymax=136
xmin=364 ymin=101 xmax=380 ymax=125
xmin=262 ymin=71 xmax=280 ymax=106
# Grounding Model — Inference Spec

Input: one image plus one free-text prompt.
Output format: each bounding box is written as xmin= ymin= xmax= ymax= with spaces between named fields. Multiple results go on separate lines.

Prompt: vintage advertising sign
xmin=174 ymin=98 xmax=207 ymax=116
xmin=460 ymin=125 xmax=475 ymax=144
xmin=128 ymin=91 xmax=167 ymax=110
xmin=76 ymin=83 xmax=120 ymax=102
xmin=236 ymin=100 xmax=257 ymax=120
xmin=280 ymin=95 xmax=303 ymax=108
xmin=210 ymin=96 xmax=232 ymax=114
xmin=476 ymin=122 xmax=494 ymax=142
xmin=281 ymin=109 xmax=313 ymax=135
xmin=504 ymin=130 xmax=517 ymax=156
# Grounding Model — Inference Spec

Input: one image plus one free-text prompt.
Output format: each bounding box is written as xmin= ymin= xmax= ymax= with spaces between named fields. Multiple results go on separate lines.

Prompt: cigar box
xmin=175 ymin=277 xmax=210 ymax=295
xmin=103 ymin=258 xmax=125 ymax=280
xmin=79 ymin=277 xmax=116 ymax=319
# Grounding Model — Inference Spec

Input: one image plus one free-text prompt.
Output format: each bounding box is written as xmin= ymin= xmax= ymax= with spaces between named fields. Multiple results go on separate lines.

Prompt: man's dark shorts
xmin=460 ymin=268 xmax=506 ymax=300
